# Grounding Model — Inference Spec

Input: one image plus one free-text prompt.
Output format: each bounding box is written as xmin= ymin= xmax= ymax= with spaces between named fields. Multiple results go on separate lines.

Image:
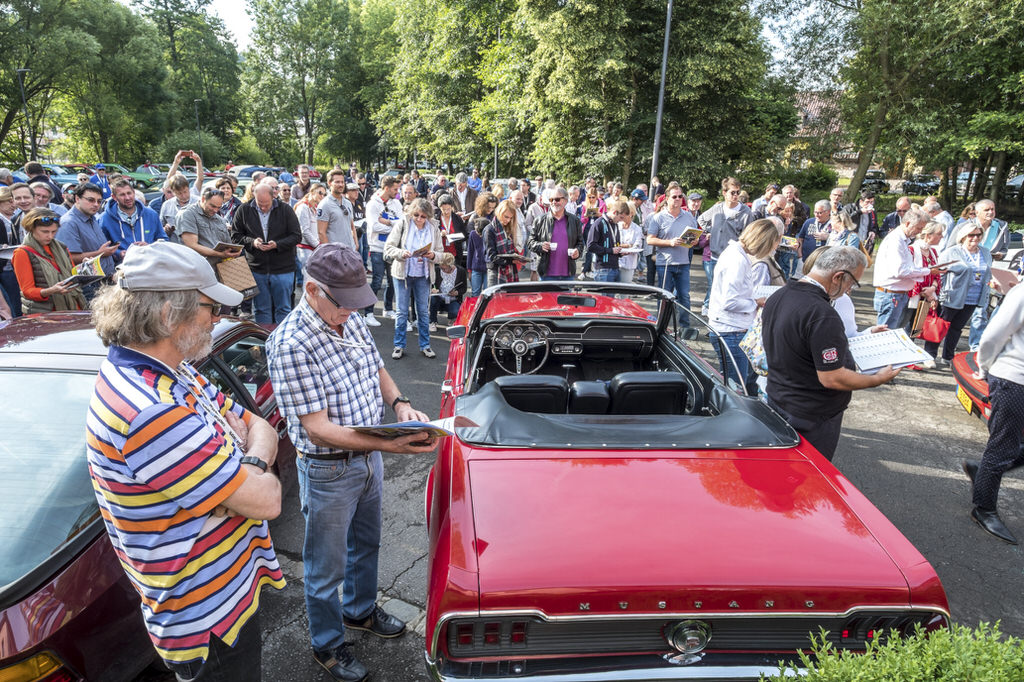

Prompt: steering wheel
xmin=490 ymin=321 xmax=550 ymax=375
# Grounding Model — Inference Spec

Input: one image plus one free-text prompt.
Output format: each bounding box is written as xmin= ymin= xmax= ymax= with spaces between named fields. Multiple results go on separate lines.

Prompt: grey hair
xmin=92 ymin=286 xmax=200 ymax=347
xmin=901 ymin=206 xmax=930 ymax=227
xmin=455 ymin=172 xmax=468 ymax=183
xmin=253 ymin=182 xmax=274 ymax=196
xmin=0 ymin=168 xmax=12 ymax=182
xmin=814 ymin=199 xmax=831 ymax=212
xmin=976 ymin=198 xmax=995 ymax=211
xmin=29 ymin=181 xmax=54 ymax=199
xmin=922 ymin=198 xmax=941 ymax=213
xmin=811 ymin=245 xmax=867 ymax=275
xmin=551 ymin=186 xmax=569 ymax=200
xmin=920 ymin=220 xmax=944 ymax=237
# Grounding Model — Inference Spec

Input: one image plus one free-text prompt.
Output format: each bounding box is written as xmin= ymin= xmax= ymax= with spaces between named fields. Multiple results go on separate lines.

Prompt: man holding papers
xmin=267 ymin=244 xmax=436 ymax=681
xmin=762 ymin=246 xmax=900 ymax=461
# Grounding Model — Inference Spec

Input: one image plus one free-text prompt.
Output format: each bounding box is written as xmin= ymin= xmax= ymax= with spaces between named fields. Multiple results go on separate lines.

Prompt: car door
xmin=200 ymin=332 xmax=297 ymax=492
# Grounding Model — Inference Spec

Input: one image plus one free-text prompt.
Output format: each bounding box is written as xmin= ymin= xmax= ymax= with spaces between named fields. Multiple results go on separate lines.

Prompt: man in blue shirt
xmin=88 ymin=163 xmax=112 ymax=199
xmin=467 ymin=169 xmax=483 ymax=192
xmin=100 ymin=179 xmax=167 ymax=258
xmin=646 ymin=184 xmax=700 ymax=324
xmin=57 ymin=182 xmax=118 ymax=299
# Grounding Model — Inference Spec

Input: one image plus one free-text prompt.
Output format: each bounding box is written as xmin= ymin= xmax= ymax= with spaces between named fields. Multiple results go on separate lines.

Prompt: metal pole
xmin=16 ymin=69 xmax=34 ymax=160
xmin=193 ymin=100 xmax=204 ymax=161
xmin=494 ymin=143 xmax=498 ymax=179
xmin=650 ymin=0 xmax=672 ymax=184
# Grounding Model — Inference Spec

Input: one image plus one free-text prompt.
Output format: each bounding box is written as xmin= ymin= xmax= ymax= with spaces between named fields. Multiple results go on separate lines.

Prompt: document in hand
xmin=753 ymin=285 xmax=782 ymax=300
xmin=345 ymin=416 xmax=478 ymax=439
xmin=847 ymin=329 xmax=931 ymax=374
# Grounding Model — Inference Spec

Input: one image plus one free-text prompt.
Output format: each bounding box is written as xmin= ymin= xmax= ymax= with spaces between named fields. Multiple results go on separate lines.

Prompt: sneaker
xmin=407 ymin=321 xmax=414 ymax=332
xmin=312 ymin=643 xmax=368 ymax=682
xmin=343 ymin=605 xmax=406 ymax=639
xmin=383 ymin=310 xmax=397 ymax=319
xmin=428 ymin=322 xmax=437 ymax=332
xmin=422 ymin=347 xmax=436 ymax=358
xmin=391 ymin=347 xmax=403 ymax=359
xmin=364 ymin=313 xmax=381 ymax=327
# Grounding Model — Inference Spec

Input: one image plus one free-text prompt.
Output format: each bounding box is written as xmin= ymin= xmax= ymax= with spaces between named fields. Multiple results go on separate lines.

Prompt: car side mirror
xmin=447 ymin=325 xmax=466 ymax=339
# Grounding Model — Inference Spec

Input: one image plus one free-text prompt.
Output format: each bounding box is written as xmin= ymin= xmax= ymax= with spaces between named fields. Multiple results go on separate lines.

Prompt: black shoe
xmin=344 ymin=605 xmax=406 ymax=639
xmin=961 ymin=459 xmax=979 ymax=495
xmin=970 ymin=507 xmax=1019 ymax=545
xmin=312 ymin=643 xmax=368 ymax=681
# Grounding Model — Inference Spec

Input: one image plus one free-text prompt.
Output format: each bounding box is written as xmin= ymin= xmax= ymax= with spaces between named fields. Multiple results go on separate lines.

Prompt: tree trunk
xmin=989 ymin=150 xmax=1007 ymax=203
xmin=846 ymin=98 xmax=889 ymax=204
xmin=963 ymin=159 xmax=976 ymax=203
xmin=939 ymin=166 xmax=952 ymax=209
xmin=99 ymin=131 xmax=110 ymax=163
xmin=972 ymin=150 xmax=992 ymax=203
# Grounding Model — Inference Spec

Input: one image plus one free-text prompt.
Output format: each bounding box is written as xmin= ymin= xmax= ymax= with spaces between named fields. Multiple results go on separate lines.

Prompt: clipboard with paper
xmin=847 ymin=329 xmax=931 ymax=374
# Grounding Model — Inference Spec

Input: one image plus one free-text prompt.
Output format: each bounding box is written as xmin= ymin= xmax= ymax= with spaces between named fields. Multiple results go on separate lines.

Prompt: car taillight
xmin=456 ymin=623 xmax=474 ymax=646
xmin=449 ymin=619 xmax=530 ymax=652
xmin=484 ymin=623 xmax=500 ymax=645
xmin=0 ymin=651 xmax=78 ymax=682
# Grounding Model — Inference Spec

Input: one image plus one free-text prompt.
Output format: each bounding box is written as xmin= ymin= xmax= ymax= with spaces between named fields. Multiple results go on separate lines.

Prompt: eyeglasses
xmin=412 ymin=213 xmax=429 ymax=219
xmin=669 ymin=194 xmax=684 ymax=200
xmin=726 ymin=190 xmax=741 ymax=196
xmin=358 ymin=182 xmax=366 ymax=186
xmin=318 ymin=285 xmax=345 ymax=310
xmin=966 ymin=232 xmax=983 ymax=238
xmin=32 ymin=215 xmax=61 ymax=227
xmin=198 ymin=302 xmax=231 ymax=316
xmin=550 ymin=197 xmax=566 ymax=203
xmin=840 ymin=270 xmax=861 ymax=289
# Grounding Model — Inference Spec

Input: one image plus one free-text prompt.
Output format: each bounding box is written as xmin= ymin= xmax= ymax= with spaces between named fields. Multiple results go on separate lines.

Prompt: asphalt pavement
xmin=140 ymin=263 xmax=1023 ymax=682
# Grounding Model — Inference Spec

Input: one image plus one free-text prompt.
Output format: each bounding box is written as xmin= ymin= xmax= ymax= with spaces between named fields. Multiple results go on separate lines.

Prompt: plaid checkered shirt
xmin=266 ymin=296 xmax=385 ymax=456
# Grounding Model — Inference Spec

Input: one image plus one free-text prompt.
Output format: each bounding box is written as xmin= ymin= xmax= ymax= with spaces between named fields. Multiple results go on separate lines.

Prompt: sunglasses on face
xmin=198 ymin=302 xmax=232 ymax=316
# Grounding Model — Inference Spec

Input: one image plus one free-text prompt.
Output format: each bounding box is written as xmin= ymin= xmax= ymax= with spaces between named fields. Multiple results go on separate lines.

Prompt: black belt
xmin=299 ymin=450 xmax=369 ymax=461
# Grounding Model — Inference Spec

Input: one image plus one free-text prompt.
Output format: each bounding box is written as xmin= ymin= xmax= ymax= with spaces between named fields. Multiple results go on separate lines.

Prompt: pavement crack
xmin=382 ymin=551 xmax=428 ymax=601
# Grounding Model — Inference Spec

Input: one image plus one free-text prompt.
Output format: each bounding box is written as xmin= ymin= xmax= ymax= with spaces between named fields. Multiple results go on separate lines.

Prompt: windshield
xmin=0 ymin=371 xmax=99 ymax=588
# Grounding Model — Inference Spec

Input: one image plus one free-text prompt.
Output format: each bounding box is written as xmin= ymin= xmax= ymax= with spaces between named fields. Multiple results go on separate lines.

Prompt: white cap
xmin=118 ymin=241 xmax=243 ymax=306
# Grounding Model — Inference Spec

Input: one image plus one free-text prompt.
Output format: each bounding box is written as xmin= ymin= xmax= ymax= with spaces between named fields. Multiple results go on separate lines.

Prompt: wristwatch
xmin=391 ymin=395 xmax=411 ymax=411
xmin=240 ymin=455 xmax=268 ymax=472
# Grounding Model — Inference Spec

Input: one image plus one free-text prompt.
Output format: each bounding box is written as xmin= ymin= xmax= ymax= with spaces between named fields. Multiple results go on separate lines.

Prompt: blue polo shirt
xmin=57 ymin=206 xmax=115 ymax=274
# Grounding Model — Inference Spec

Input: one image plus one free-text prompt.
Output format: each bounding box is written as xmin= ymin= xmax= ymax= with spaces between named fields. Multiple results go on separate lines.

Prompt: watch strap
xmin=240 ymin=455 xmax=268 ymax=472
xmin=391 ymin=395 xmax=411 ymax=410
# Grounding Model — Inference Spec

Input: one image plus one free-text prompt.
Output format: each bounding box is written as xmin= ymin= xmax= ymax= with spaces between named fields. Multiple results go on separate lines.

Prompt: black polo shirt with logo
xmin=762 ymin=279 xmax=856 ymax=421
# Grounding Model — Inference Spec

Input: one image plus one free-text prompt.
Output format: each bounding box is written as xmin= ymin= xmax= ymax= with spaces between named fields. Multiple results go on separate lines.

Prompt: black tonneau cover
xmin=455 ymin=382 xmax=800 ymax=450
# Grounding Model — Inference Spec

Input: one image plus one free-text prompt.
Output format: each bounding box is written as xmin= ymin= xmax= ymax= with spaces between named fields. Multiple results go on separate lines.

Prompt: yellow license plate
xmin=956 ymin=385 xmax=974 ymax=414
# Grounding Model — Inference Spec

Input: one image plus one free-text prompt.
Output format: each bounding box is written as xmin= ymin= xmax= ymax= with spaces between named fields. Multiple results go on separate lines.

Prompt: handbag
xmin=739 ymin=309 xmax=769 ymax=376
xmin=917 ymin=309 xmax=950 ymax=343
xmin=214 ymin=256 xmax=259 ymax=300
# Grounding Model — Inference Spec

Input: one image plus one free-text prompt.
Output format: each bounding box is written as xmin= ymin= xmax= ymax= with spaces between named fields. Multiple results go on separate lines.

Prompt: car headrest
xmin=608 ymin=371 xmax=687 ymax=415
xmin=493 ymin=375 xmax=569 ymax=414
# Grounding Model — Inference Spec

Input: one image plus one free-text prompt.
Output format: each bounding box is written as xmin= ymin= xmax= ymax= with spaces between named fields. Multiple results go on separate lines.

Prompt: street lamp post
xmin=16 ymin=68 xmax=35 ymax=160
xmin=193 ymin=99 xmax=204 ymax=161
xmin=650 ymin=0 xmax=673 ymax=185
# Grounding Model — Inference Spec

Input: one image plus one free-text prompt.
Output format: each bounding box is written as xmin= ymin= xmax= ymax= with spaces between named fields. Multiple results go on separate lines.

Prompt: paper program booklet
xmin=346 ymin=416 xmax=478 ymax=439
xmin=847 ymin=328 xmax=931 ymax=374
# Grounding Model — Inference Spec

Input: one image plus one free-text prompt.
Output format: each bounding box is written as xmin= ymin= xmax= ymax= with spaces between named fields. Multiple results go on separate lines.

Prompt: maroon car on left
xmin=0 ymin=313 xmax=295 ymax=682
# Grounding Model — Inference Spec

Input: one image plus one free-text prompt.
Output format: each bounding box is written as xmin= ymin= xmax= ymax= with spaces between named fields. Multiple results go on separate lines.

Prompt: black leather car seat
xmin=494 ymin=375 xmax=570 ymax=414
xmin=569 ymin=380 xmax=610 ymax=414
xmin=607 ymin=371 xmax=687 ymax=415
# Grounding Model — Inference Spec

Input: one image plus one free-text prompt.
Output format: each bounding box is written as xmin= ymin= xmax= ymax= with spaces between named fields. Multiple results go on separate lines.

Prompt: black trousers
xmin=165 ymin=611 xmax=262 ymax=682
xmin=768 ymin=398 xmax=845 ymax=461
xmin=923 ymin=303 xmax=976 ymax=361
xmin=975 ymin=376 xmax=1024 ymax=511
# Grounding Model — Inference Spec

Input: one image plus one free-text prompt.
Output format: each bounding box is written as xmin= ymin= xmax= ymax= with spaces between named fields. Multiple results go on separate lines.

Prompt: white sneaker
xmin=422 ymin=347 xmax=436 ymax=359
xmin=392 ymin=347 xmax=403 ymax=359
xmin=407 ymin=321 xmax=414 ymax=332
xmin=428 ymin=322 xmax=437 ymax=332
xmin=364 ymin=313 xmax=381 ymax=327
xmin=383 ymin=310 xmax=397 ymax=319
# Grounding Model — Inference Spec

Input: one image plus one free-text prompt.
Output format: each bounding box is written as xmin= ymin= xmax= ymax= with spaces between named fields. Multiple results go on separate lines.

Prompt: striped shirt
xmin=85 ymin=345 xmax=285 ymax=666
xmin=266 ymin=296 xmax=384 ymax=455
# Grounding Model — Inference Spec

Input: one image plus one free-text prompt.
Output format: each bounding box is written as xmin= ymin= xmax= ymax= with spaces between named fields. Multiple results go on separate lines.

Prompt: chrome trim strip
xmin=427 ymin=605 xmax=950 ymax=658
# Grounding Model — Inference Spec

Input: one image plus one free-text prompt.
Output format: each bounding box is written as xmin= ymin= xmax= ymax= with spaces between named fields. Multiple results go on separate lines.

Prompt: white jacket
xmin=708 ymin=240 xmax=765 ymax=333
xmin=978 ymin=282 xmax=1024 ymax=384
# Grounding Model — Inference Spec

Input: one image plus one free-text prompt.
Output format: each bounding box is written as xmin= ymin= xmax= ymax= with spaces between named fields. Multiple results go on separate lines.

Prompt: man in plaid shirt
xmin=267 ymin=244 xmax=437 ymax=682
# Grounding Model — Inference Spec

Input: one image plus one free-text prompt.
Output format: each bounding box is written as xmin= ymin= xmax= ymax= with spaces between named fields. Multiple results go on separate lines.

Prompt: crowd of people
xmin=2 ymin=153 xmax=1023 ymax=681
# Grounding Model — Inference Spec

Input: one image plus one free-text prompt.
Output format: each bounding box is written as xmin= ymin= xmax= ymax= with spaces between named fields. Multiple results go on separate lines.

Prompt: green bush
xmin=766 ymin=622 xmax=1024 ymax=681
xmin=150 ymin=130 xmax=231 ymax=167
xmin=741 ymin=162 xmax=839 ymax=195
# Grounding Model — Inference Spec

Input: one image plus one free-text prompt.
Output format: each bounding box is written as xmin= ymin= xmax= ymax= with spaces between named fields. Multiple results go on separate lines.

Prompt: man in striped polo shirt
xmin=86 ymin=241 xmax=285 ymax=681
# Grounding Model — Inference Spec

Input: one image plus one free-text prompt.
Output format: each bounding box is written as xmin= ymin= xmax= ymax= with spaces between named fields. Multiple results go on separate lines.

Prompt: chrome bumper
xmin=425 ymin=652 xmax=807 ymax=681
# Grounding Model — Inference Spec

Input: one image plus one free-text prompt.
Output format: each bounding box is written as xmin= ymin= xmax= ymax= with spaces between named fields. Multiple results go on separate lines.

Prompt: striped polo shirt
xmin=85 ymin=345 xmax=285 ymax=665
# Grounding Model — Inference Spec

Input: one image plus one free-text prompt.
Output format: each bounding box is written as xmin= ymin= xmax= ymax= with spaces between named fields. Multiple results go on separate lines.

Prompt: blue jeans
xmin=470 ymin=270 xmax=486 ymax=296
xmin=297 ymin=452 xmax=383 ymax=653
xmin=366 ymin=252 xmax=391 ymax=315
xmin=594 ymin=267 xmax=619 ymax=282
xmin=359 ymin=231 xmax=369 ymax=267
xmin=657 ymin=263 xmax=692 ymax=324
xmin=969 ymin=302 xmax=990 ymax=350
xmin=712 ymin=330 xmax=752 ymax=394
xmin=873 ymin=289 xmax=909 ymax=329
xmin=430 ymin=295 xmax=461 ymax=323
xmin=395 ymin=275 xmax=430 ymax=349
xmin=252 ymin=271 xmax=294 ymax=324
xmin=701 ymin=260 xmax=714 ymax=310
xmin=776 ymin=250 xmax=798 ymax=280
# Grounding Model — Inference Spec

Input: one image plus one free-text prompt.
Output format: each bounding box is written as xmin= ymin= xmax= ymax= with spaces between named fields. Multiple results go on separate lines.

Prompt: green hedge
xmin=741 ymin=162 xmax=840 ymax=195
xmin=766 ymin=622 xmax=1024 ymax=681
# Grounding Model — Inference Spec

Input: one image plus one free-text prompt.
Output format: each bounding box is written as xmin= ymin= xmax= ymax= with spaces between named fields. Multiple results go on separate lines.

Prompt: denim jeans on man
xmin=470 ymin=270 xmax=486 ymax=296
xmin=776 ymin=250 xmax=799 ymax=281
xmin=253 ymin=271 xmax=294 ymax=324
xmin=701 ymin=259 xmax=715 ymax=311
xmin=430 ymin=296 xmax=461 ymax=323
xmin=366 ymin=252 xmax=394 ymax=316
xmin=296 ymin=452 xmax=383 ymax=653
xmin=656 ymin=264 xmax=692 ymax=324
xmin=873 ymin=289 xmax=909 ymax=330
xmin=594 ymin=267 xmax=619 ymax=282
xmin=395 ymin=276 xmax=430 ymax=350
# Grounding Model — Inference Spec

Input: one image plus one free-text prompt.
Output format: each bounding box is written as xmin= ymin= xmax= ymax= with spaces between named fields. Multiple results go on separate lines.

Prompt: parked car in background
xmin=93 ymin=162 xmax=160 ymax=189
xmin=1004 ymin=173 xmax=1023 ymax=200
xmin=0 ymin=313 xmax=296 ymax=682
xmin=902 ymin=173 xmax=940 ymax=195
xmin=425 ymin=281 xmax=950 ymax=681
xmin=13 ymin=163 xmax=79 ymax=187
xmin=860 ymin=169 xmax=888 ymax=194
xmin=62 ymin=163 xmax=94 ymax=176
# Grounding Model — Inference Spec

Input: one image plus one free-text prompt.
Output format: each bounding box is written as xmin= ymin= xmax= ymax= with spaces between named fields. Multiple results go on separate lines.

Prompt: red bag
xmin=918 ymin=309 xmax=950 ymax=343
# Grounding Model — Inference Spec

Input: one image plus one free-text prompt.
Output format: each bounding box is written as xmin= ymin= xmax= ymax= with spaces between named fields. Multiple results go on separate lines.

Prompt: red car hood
xmin=469 ymin=456 xmax=911 ymax=615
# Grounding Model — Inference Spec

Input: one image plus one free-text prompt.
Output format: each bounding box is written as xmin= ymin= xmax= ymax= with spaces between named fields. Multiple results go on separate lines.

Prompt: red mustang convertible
xmin=425 ymin=281 xmax=949 ymax=681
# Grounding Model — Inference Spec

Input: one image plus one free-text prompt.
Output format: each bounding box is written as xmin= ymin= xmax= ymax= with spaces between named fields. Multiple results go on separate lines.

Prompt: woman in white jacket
xmin=708 ymin=219 xmax=781 ymax=392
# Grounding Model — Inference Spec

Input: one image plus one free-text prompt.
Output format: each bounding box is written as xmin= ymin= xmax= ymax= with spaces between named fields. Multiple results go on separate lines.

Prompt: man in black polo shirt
xmin=762 ymin=245 xmax=900 ymax=461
